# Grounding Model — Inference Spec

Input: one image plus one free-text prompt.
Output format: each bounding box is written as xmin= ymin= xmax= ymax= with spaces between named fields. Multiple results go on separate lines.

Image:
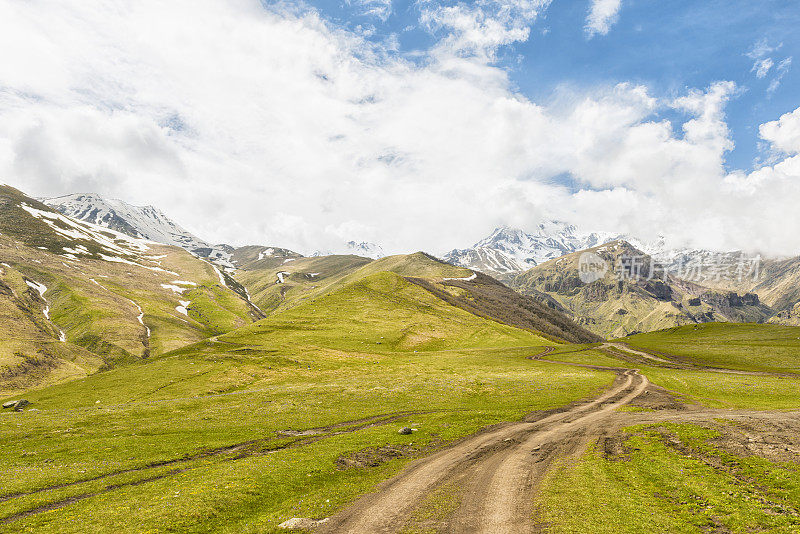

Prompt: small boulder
xmin=2 ymin=400 xmax=18 ymax=409
xmin=13 ymin=400 xmax=30 ymax=412
xmin=278 ymin=517 xmax=328 ymax=530
xmin=399 ymin=427 xmax=413 ymax=435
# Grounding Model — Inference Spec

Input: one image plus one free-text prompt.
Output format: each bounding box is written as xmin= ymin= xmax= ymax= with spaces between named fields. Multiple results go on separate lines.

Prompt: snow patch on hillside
xmin=161 ymin=283 xmax=188 ymax=294
xmin=176 ymin=301 xmax=191 ymax=316
xmin=25 ymin=279 xmax=49 ymax=318
xmin=21 ymin=203 xmax=151 ymax=256
xmin=443 ymin=272 xmax=477 ymax=282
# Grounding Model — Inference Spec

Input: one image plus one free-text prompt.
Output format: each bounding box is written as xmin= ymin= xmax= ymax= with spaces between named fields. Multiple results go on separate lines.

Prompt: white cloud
xmin=0 ymin=1 xmax=799 ymax=257
xmin=348 ymin=0 xmax=393 ymax=21
xmin=767 ymin=57 xmax=792 ymax=94
xmin=419 ymin=0 xmax=551 ymax=61
xmin=746 ymin=38 xmax=791 ymax=94
xmin=760 ymin=107 xmax=800 ymax=155
xmin=746 ymin=38 xmax=781 ymax=60
xmin=585 ymin=0 xmax=622 ymax=37
xmin=752 ymin=57 xmax=773 ymax=78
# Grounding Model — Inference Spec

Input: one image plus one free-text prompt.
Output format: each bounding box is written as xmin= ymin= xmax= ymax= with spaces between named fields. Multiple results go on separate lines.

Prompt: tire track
xmin=320 ymin=349 xmax=645 ymax=534
xmin=0 ymin=411 xmax=434 ymax=524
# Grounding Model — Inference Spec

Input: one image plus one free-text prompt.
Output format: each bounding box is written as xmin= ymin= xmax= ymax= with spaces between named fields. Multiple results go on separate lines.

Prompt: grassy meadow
xmin=0 ymin=270 xmax=613 ymax=533
xmin=539 ymin=422 xmax=800 ymax=533
xmin=623 ymin=323 xmax=800 ymax=374
xmin=4 ymin=220 xmax=800 ymax=533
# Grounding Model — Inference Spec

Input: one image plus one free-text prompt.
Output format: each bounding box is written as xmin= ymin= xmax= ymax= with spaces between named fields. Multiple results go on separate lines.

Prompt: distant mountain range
xmin=38 ymin=190 xmax=800 ymax=337
xmin=1 ymin=184 xmax=600 ymax=393
xmin=508 ymin=240 xmax=772 ymax=338
xmin=45 ymin=194 xmax=388 ymax=268
xmin=312 ymin=241 xmax=386 ymax=259
xmin=443 ymin=224 xmax=622 ymax=280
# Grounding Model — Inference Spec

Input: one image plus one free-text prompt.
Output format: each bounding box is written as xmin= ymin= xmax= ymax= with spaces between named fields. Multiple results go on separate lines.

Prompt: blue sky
xmin=311 ymin=0 xmax=799 ymax=172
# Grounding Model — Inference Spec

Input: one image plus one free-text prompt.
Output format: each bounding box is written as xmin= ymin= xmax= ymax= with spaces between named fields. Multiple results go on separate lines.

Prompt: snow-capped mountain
xmin=444 ymin=223 xmax=621 ymax=278
xmin=344 ymin=241 xmax=385 ymax=259
xmin=441 ymin=247 xmax=526 ymax=280
xmin=43 ymin=193 xmax=238 ymax=267
xmin=313 ymin=240 xmax=385 ymax=259
xmin=45 ymin=194 xmax=208 ymax=250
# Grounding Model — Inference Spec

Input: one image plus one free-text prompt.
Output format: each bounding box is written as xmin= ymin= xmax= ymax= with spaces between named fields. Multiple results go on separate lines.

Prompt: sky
xmin=1 ymin=0 xmax=799 ymax=256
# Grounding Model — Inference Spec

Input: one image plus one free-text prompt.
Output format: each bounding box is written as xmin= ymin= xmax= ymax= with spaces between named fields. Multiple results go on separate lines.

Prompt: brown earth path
xmin=319 ymin=344 xmax=800 ymax=533
xmin=319 ymin=348 xmax=648 ymax=533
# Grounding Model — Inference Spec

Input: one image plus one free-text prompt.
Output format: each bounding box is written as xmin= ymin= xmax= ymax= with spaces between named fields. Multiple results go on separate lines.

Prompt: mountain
xmin=44 ymin=193 xmax=212 ymax=253
xmin=655 ymin=250 xmax=800 ymax=325
xmin=509 ymin=240 xmax=771 ymax=338
xmin=43 ymin=193 xmax=306 ymax=270
xmin=230 ymin=246 xmax=599 ymax=342
xmin=440 ymin=247 xmax=527 ymax=282
xmin=312 ymin=241 xmax=385 ymax=259
xmin=443 ymin=223 xmax=620 ymax=279
xmin=345 ymin=241 xmax=385 ymax=259
xmin=228 ymin=245 xmax=304 ymax=271
xmin=0 ymin=185 xmax=263 ymax=394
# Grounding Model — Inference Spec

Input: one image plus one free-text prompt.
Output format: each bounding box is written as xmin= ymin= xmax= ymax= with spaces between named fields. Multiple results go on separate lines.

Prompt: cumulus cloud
xmin=585 ymin=0 xmax=622 ymax=37
xmin=419 ymin=0 xmax=551 ymax=61
xmin=0 ymin=1 xmax=799 ymax=257
xmin=760 ymin=107 xmax=800 ymax=155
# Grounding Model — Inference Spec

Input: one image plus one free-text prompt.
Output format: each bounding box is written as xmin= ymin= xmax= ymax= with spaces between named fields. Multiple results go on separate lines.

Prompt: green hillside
xmin=234 ymin=254 xmax=373 ymax=314
xmin=622 ymin=323 xmax=800 ymax=374
xmin=0 ymin=266 xmax=610 ymax=532
xmin=0 ymin=186 xmax=259 ymax=394
xmin=223 ymin=270 xmax=548 ymax=352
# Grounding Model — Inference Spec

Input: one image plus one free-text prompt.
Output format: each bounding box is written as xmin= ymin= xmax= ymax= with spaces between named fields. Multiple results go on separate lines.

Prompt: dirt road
xmin=320 ymin=350 xmax=648 ymax=533
xmin=318 ymin=345 xmax=800 ymax=533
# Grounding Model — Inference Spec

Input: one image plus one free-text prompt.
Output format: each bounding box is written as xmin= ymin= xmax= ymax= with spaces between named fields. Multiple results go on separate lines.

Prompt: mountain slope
xmin=0 ymin=185 xmax=260 ymax=394
xmin=233 ymin=250 xmax=598 ymax=343
xmin=510 ymin=240 xmax=771 ymax=338
xmin=232 ymin=252 xmax=466 ymax=317
xmin=233 ymin=254 xmax=375 ymax=315
xmin=407 ymin=272 xmax=601 ymax=343
xmin=664 ymin=253 xmax=800 ymax=325
xmin=441 ymin=247 xmax=526 ymax=282
xmin=44 ymin=193 xmax=211 ymax=254
xmin=223 ymin=270 xmax=550 ymax=352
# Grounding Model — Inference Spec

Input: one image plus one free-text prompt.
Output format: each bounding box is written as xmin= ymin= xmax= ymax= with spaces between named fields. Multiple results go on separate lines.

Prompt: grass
xmin=623 ymin=323 xmax=800 ymax=374
xmin=547 ymin=346 xmax=628 ymax=367
xmin=638 ymin=366 xmax=800 ymax=410
xmin=222 ymin=272 xmax=546 ymax=353
xmin=547 ymin=337 xmax=800 ymax=410
xmin=538 ymin=422 xmax=800 ymax=533
xmin=0 ymin=270 xmax=613 ymax=532
xmin=0 ymin=347 xmax=610 ymax=532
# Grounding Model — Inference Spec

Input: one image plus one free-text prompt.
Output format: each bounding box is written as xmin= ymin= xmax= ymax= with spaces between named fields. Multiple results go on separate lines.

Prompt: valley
xmin=1 ymin=185 xmax=800 ymax=533
xmin=3 ymin=2 xmax=800 ymax=532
